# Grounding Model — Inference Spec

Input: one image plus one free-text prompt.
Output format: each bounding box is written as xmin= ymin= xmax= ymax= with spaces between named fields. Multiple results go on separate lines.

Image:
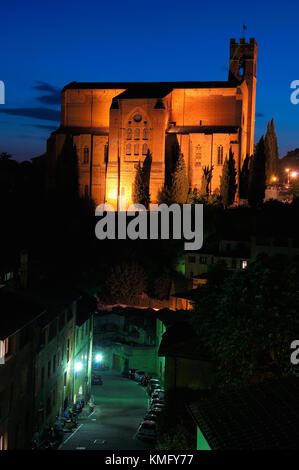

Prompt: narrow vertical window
xmin=142 ymin=143 xmax=148 ymax=155
xmin=134 ymin=128 xmax=140 ymax=140
xmin=195 ymin=145 xmax=202 ymax=166
xmin=83 ymin=147 xmax=89 ymax=164
xmin=126 ymin=128 xmax=132 ymax=140
xmin=142 ymin=128 xmax=148 ymax=140
xmin=134 ymin=144 xmax=139 ymax=155
xmin=217 ymin=146 xmax=223 ymax=165
xmin=126 ymin=143 xmax=131 ymax=155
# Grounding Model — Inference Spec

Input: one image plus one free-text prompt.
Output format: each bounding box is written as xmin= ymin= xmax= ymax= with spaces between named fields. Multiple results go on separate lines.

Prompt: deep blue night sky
xmin=0 ymin=0 xmax=298 ymax=161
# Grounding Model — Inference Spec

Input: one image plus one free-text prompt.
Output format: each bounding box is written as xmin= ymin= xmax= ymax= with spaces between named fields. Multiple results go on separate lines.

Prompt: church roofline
xmin=62 ymin=79 xmax=241 ymax=92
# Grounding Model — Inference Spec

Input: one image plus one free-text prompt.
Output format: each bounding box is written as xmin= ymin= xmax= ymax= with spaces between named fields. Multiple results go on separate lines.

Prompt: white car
xmin=137 ymin=421 xmax=156 ymax=440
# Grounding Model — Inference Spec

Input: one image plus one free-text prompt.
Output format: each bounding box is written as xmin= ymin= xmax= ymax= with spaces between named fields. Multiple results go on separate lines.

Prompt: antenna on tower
xmin=242 ymin=24 xmax=247 ymax=40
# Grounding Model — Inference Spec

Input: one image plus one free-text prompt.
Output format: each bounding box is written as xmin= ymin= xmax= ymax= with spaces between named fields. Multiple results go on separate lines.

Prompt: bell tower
xmin=229 ymin=37 xmax=257 ymax=156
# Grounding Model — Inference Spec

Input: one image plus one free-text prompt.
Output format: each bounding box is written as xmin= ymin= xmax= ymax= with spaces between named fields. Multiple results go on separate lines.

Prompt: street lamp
xmin=95 ymin=354 xmax=103 ymax=364
xmin=291 ymin=171 xmax=297 ymax=178
xmin=285 ymin=168 xmax=290 ymax=184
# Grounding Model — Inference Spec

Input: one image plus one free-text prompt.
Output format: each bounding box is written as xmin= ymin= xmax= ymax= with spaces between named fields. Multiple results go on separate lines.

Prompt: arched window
xmin=217 ymin=146 xmax=223 ymax=165
xmin=126 ymin=143 xmax=131 ymax=155
xmin=83 ymin=147 xmax=89 ymax=164
xmin=126 ymin=128 xmax=132 ymax=140
xmin=142 ymin=143 xmax=148 ymax=155
xmin=195 ymin=145 xmax=201 ymax=166
xmin=134 ymin=144 xmax=139 ymax=155
xmin=134 ymin=128 xmax=140 ymax=140
xmin=143 ymin=128 xmax=149 ymax=140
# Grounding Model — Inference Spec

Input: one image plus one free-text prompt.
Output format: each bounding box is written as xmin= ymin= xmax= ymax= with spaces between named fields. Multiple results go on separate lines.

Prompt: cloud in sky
xmin=0 ymin=107 xmax=60 ymax=122
xmin=32 ymin=81 xmax=61 ymax=106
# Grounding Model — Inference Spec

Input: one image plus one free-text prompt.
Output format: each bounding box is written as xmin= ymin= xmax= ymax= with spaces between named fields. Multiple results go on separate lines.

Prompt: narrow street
xmin=59 ymin=371 xmax=153 ymax=450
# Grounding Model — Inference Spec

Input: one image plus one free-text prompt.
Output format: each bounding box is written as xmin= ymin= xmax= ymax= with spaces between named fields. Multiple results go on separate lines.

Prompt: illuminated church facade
xmin=47 ymin=38 xmax=257 ymax=208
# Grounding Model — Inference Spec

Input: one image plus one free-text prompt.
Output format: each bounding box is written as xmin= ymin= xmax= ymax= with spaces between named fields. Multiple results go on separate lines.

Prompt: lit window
xmin=83 ymin=147 xmax=89 ymax=164
xmin=134 ymin=128 xmax=140 ymax=140
xmin=242 ymin=260 xmax=248 ymax=269
xmin=143 ymin=128 xmax=149 ymax=140
xmin=126 ymin=143 xmax=131 ymax=155
xmin=126 ymin=128 xmax=132 ymax=140
xmin=217 ymin=146 xmax=223 ymax=165
xmin=134 ymin=144 xmax=139 ymax=155
xmin=195 ymin=145 xmax=202 ymax=166
xmin=142 ymin=143 xmax=148 ymax=155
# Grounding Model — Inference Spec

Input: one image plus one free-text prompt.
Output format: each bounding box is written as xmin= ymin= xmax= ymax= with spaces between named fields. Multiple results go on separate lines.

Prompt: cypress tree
xmin=132 ymin=161 xmax=144 ymax=205
xmin=171 ymin=150 xmax=189 ymax=204
xmin=220 ymin=148 xmax=237 ymax=207
xmin=239 ymin=154 xmax=250 ymax=199
xmin=265 ymin=118 xmax=279 ymax=184
xmin=248 ymin=136 xmax=266 ymax=208
xmin=132 ymin=150 xmax=152 ymax=208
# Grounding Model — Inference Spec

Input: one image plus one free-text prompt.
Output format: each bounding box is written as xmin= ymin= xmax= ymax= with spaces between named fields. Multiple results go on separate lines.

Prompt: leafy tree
xmin=104 ymin=262 xmax=147 ymax=304
xmin=264 ymin=118 xmax=279 ymax=184
xmin=239 ymin=154 xmax=250 ymax=199
xmin=248 ymin=136 xmax=266 ymax=208
xmin=290 ymin=177 xmax=299 ymax=199
xmin=220 ymin=148 xmax=237 ymax=207
xmin=132 ymin=150 xmax=152 ymax=208
xmin=0 ymin=152 xmax=12 ymax=161
xmin=190 ymin=255 xmax=299 ymax=389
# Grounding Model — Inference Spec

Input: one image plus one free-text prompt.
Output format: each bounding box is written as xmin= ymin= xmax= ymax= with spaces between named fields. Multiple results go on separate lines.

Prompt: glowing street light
xmin=272 ymin=176 xmax=277 ymax=183
xmin=291 ymin=171 xmax=297 ymax=178
xmin=285 ymin=168 xmax=290 ymax=184
xmin=74 ymin=362 xmax=83 ymax=372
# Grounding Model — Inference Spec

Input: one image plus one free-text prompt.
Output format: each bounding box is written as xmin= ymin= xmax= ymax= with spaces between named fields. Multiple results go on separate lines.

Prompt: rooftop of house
xmin=76 ymin=293 xmax=97 ymax=327
xmin=158 ymin=321 xmax=210 ymax=361
xmin=0 ymin=287 xmax=45 ymax=340
xmin=188 ymin=376 xmax=299 ymax=450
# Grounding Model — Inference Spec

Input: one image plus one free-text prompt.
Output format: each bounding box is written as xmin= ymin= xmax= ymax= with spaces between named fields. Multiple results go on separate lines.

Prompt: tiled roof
xmin=188 ymin=376 xmax=299 ymax=449
xmin=0 ymin=287 xmax=45 ymax=340
xmin=158 ymin=321 xmax=210 ymax=360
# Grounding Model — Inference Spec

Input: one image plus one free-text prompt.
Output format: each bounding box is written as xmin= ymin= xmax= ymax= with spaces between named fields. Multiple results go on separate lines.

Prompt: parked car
xmin=128 ymin=369 xmax=137 ymax=380
xmin=151 ymin=389 xmax=165 ymax=400
xmin=136 ymin=421 xmax=156 ymax=441
xmin=134 ymin=370 xmax=145 ymax=382
xmin=92 ymin=374 xmax=103 ymax=385
xmin=150 ymin=398 xmax=165 ymax=408
xmin=149 ymin=403 xmax=165 ymax=415
xmin=147 ymin=378 xmax=160 ymax=395
xmin=141 ymin=374 xmax=151 ymax=386
xmin=143 ymin=413 xmax=159 ymax=423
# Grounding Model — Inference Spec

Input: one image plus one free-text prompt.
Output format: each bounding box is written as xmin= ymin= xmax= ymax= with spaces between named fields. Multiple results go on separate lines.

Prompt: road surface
xmin=59 ymin=370 xmax=153 ymax=450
